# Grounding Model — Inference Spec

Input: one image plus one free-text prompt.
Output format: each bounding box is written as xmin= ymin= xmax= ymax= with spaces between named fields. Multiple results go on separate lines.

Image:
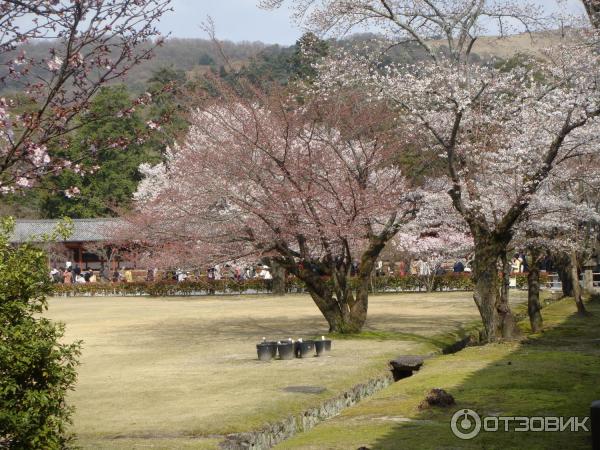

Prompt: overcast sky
xmin=157 ymin=0 xmax=587 ymax=45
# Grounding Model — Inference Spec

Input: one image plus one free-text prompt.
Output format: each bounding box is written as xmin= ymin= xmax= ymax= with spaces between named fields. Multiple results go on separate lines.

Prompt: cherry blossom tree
xmin=263 ymin=0 xmax=600 ymax=342
xmin=394 ymin=190 xmax=473 ymax=291
xmin=132 ymin=85 xmax=421 ymax=332
xmin=0 ymin=0 xmax=172 ymax=192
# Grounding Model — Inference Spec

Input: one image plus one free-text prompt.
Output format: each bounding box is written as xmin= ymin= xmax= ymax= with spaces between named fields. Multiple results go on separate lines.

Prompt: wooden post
xmin=77 ymin=244 xmax=83 ymax=268
xmin=592 ymin=400 xmax=600 ymax=450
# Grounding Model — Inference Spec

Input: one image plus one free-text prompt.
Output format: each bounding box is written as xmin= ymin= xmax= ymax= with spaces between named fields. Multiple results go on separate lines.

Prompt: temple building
xmin=10 ymin=218 xmax=126 ymax=270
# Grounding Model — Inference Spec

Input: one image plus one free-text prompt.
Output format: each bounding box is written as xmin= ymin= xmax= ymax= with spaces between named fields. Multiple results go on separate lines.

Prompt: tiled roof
xmin=10 ymin=218 xmax=123 ymax=243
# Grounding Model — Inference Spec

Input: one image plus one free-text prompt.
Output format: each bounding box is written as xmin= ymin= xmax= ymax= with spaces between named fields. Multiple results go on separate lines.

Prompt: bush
xmin=52 ymin=272 xmax=557 ymax=298
xmin=52 ymin=278 xmax=276 ymax=297
xmin=0 ymin=218 xmax=81 ymax=449
xmin=515 ymin=272 xmax=550 ymax=290
xmin=433 ymin=273 xmax=475 ymax=291
xmin=52 ymin=273 xmax=482 ymax=297
xmin=589 ymin=292 xmax=600 ymax=303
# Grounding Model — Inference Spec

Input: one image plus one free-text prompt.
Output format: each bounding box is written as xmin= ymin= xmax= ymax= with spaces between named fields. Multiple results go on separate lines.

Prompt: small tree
xmin=0 ymin=218 xmax=81 ymax=448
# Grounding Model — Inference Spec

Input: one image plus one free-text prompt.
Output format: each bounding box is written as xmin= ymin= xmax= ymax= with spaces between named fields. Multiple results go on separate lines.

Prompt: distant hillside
xmin=0 ymin=31 xmax=566 ymax=96
xmin=460 ymin=30 xmax=574 ymax=59
xmin=0 ymin=38 xmax=273 ymax=94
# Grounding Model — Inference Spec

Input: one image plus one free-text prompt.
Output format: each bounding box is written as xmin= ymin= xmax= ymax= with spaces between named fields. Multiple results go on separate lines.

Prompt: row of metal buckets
xmin=256 ymin=337 xmax=332 ymax=361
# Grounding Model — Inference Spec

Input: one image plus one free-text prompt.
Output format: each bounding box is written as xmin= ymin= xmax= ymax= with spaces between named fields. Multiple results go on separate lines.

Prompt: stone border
xmin=219 ymin=373 xmax=394 ymax=450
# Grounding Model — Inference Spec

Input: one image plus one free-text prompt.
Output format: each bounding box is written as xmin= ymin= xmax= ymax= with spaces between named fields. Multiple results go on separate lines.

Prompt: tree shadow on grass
xmin=115 ymin=312 xmax=479 ymax=354
xmin=366 ymin=300 xmax=600 ymax=450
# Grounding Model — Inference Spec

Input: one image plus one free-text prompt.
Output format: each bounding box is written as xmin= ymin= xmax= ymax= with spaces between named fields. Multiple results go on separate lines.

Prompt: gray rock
xmin=389 ymin=355 xmax=424 ymax=380
xmin=389 ymin=355 xmax=425 ymax=371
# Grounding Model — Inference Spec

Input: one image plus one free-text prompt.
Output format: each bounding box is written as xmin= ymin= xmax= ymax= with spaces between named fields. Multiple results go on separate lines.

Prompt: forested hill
xmin=0 ymin=30 xmax=563 ymax=96
xmin=0 ymin=38 xmax=270 ymax=95
xmin=0 ymin=33 xmax=430 ymax=95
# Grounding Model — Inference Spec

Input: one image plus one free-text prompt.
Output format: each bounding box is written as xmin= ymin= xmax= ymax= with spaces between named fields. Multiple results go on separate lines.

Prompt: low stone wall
xmin=219 ymin=373 xmax=395 ymax=450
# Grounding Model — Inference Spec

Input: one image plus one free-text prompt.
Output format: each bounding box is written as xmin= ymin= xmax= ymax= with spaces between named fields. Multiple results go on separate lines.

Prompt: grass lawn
xmin=276 ymin=297 xmax=600 ymax=450
xmin=45 ymin=291 xmax=498 ymax=449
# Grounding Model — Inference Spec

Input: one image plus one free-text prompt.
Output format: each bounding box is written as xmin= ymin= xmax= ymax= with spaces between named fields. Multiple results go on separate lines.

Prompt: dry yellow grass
xmin=431 ymin=30 xmax=573 ymax=59
xmin=45 ymin=291 xmax=525 ymax=449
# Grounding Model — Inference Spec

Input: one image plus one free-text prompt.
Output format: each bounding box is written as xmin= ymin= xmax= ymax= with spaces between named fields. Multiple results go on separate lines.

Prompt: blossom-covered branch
xmin=0 ymin=0 xmax=172 ymax=192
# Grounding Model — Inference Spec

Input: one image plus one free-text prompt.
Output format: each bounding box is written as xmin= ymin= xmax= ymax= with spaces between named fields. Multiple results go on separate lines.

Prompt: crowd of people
xmin=49 ymin=262 xmax=135 ymax=284
xmin=50 ymin=254 xmax=553 ymax=285
xmin=49 ymin=262 xmax=275 ymax=284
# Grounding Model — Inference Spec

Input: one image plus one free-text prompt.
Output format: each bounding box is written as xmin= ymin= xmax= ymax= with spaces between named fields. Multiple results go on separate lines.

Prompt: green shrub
xmin=51 ymin=273 xmax=482 ymax=297
xmin=0 ymin=218 xmax=81 ymax=449
xmin=52 ymin=271 xmax=558 ymax=298
xmin=515 ymin=272 xmax=550 ymax=289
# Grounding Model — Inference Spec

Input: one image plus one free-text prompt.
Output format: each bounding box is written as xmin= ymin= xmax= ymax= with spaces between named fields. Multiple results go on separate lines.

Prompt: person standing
xmin=124 ymin=269 xmax=133 ymax=283
xmin=101 ymin=265 xmax=110 ymax=282
xmin=63 ymin=268 xmax=72 ymax=284
xmin=83 ymin=270 xmax=92 ymax=283
xmin=397 ymin=260 xmax=407 ymax=276
xmin=453 ymin=260 xmax=465 ymax=273
xmin=50 ymin=267 xmax=61 ymax=283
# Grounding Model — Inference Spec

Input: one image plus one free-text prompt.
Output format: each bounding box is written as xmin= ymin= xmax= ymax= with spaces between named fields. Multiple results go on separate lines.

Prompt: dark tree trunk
xmin=281 ymin=252 xmax=375 ymax=334
xmin=527 ymin=248 xmax=543 ymax=333
xmin=555 ymin=254 xmax=574 ymax=297
xmin=270 ymin=259 xmax=286 ymax=296
xmin=472 ymin=239 xmax=501 ymax=342
xmin=582 ymin=0 xmax=600 ymax=29
xmin=301 ymin=269 xmax=369 ymax=333
xmin=499 ymin=250 xmax=518 ymax=339
xmin=276 ymin=230 xmax=391 ymax=334
xmin=570 ymin=250 xmax=588 ymax=315
xmin=471 ymin=233 xmax=515 ymax=342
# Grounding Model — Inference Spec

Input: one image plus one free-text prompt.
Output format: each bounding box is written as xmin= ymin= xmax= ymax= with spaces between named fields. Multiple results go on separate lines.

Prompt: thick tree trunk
xmin=471 ymin=234 xmax=516 ymax=342
xmin=570 ymin=250 xmax=588 ymax=315
xmin=499 ymin=251 xmax=518 ymax=339
xmin=306 ymin=275 xmax=368 ymax=333
xmin=270 ymin=259 xmax=286 ymax=296
xmin=286 ymin=259 xmax=369 ymax=334
xmin=277 ymin=234 xmax=389 ymax=333
xmin=472 ymin=241 xmax=501 ymax=342
xmin=555 ymin=254 xmax=574 ymax=297
xmin=316 ymin=238 xmax=384 ymax=333
xmin=527 ymin=248 xmax=543 ymax=333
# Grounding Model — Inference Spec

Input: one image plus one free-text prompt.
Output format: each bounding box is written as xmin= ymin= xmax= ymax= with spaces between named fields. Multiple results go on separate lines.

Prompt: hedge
xmin=51 ymin=272 xmax=549 ymax=297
